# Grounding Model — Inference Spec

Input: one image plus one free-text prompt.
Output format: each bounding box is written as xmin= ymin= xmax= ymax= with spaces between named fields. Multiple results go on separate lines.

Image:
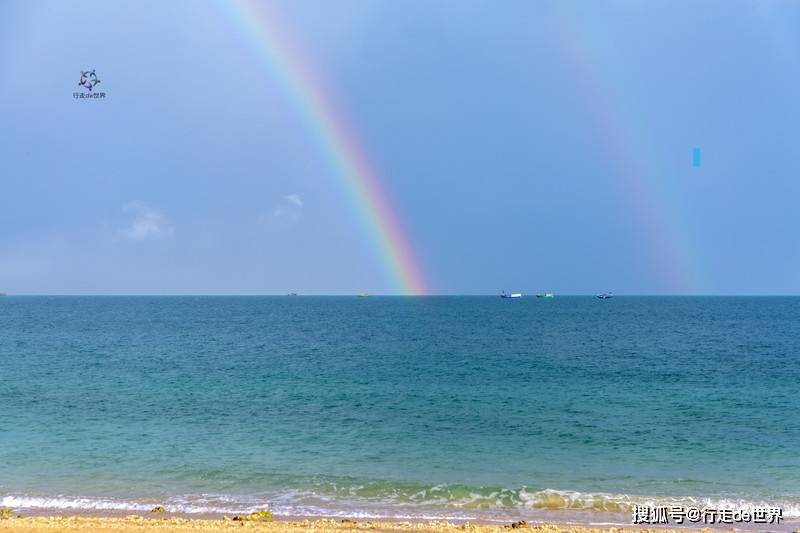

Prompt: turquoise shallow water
xmin=0 ymin=296 xmax=798 ymax=526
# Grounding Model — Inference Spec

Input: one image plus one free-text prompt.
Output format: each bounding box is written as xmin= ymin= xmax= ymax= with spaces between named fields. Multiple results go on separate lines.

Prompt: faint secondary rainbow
xmin=551 ymin=7 xmax=702 ymax=293
xmin=227 ymin=0 xmax=427 ymax=295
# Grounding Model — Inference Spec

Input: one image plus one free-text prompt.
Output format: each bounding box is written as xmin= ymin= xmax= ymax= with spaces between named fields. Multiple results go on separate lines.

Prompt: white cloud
xmin=286 ymin=194 xmax=303 ymax=208
xmin=272 ymin=194 xmax=304 ymax=219
xmin=121 ymin=202 xmax=173 ymax=241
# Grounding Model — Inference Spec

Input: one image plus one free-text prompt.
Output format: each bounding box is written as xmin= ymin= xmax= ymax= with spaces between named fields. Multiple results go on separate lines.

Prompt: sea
xmin=0 ymin=296 xmax=798 ymax=530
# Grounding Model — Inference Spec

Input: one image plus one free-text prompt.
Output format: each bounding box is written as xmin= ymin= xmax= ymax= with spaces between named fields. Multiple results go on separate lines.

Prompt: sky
xmin=1 ymin=0 xmax=799 ymax=295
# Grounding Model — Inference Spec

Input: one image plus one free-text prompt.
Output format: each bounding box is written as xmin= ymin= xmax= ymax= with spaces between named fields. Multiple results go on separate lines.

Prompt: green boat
xmin=536 ymin=293 xmax=554 ymax=299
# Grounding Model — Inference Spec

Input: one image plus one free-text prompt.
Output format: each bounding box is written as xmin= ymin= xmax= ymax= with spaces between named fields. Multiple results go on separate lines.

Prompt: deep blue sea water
xmin=1 ymin=296 xmax=798 ymax=527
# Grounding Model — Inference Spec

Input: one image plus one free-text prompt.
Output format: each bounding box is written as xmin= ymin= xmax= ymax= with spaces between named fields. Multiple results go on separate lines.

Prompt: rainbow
xmin=551 ymin=8 xmax=702 ymax=293
xmin=226 ymin=0 xmax=427 ymax=295
xmin=560 ymin=46 xmax=694 ymax=291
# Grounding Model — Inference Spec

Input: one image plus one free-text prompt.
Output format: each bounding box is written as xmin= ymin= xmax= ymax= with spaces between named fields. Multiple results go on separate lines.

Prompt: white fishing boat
xmin=500 ymin=291 xmax=522 ymax=299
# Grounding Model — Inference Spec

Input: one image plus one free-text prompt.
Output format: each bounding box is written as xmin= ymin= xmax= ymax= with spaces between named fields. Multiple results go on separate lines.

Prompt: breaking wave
xmin=3 ymin=485 xmax=800 ymax=522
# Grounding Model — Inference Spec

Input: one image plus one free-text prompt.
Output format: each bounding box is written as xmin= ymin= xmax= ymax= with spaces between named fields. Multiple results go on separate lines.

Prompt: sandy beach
xmin=0 ymin=516 xmax=713 ymax=533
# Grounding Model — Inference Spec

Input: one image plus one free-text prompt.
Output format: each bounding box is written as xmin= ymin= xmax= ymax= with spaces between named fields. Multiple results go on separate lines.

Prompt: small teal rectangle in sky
xmin=692 ymin=147 xmax=701 ymax=167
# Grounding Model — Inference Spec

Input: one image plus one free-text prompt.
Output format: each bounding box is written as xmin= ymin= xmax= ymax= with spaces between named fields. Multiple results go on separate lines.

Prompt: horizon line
xmin=2 ymin=293 xmax=799 ymax=297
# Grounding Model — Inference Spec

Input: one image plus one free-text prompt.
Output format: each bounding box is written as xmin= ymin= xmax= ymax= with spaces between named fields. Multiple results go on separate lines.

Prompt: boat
xmin=597 ymin=293 xmax=613 ymax=299
xmin=536 ymin=293 xmax=554 ymax=299
xmin=500 ymin=291 xmax=522 ymax=299
xmin=357 ymin=293 xmax=369 ymax=297
xmin=287 ymin=292 xmax=298 ymax=296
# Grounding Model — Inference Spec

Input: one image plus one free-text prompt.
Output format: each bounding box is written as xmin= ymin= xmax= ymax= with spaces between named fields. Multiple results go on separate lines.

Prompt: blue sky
xmin=1 ymin=0 xmax=799 ymax=295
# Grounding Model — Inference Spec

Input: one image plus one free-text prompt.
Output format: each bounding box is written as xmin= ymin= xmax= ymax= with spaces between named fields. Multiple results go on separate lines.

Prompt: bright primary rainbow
xmin=227 ymin=0 xmax=428 ymax=295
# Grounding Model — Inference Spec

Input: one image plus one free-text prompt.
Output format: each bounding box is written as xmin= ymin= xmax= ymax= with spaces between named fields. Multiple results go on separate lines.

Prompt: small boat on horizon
xmin=597 ymin=293 xmax=613 ymax=299
xmin=501 ymin=291 xmax=522 ymax=299
xmin=357 ymin=293 xmax=369 ymax=297
xmin=287 ymin=292 xmax=298 ymax=296
xmin=536 ymin=293 xmax=554 ymax=299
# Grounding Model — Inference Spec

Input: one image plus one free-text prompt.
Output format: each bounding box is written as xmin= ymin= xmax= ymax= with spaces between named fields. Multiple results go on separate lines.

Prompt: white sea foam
xmin=0 ymin=496 xmax=152 ymax=512
xmin=0 ymin=495 xmax=265 ymax=515
xmin=3 ymin=489 xmax=799 ymax=521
